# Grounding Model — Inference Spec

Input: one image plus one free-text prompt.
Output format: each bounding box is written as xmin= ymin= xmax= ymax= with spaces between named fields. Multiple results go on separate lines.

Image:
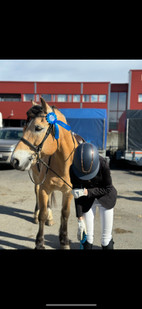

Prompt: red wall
xmin=83 ymin=82 xmax=109 ymax=94
xmin=0 ymin=81 xmax=110 ymax=120
xmin=129 ymin=70 xmax=142 ymax=110
xmin=82 ymin=82 xmax=109 ymax=109
xmin=0 ymin=81 xmax=34 ymax=94
xmin=0 ymin=101 xmax=32 ymax=119
xmin=37 ymin=82 xmax=81 ymax=94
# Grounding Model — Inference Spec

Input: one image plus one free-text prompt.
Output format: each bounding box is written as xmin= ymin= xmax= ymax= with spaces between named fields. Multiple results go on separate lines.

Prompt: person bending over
xmin=70 ymin=142 xmax=117 ymax=249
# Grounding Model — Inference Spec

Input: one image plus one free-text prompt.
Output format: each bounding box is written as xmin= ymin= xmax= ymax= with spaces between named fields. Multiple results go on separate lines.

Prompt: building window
xmin=118 ymin=93 xmax=127 ymax=110
xmin=138 ymin=94 xmax=142 ymax=102
xmin=0 ymin=94 xmax=21 ymax=101
xmin=99 ymin=95 xmax=106 ymax=102
xmin=91 ymin=95 xmax=98 ymax=102
xmin=57 ymin=95 xmax=68 ymax=102
xmin=52 ymin=95 xmax=55 ymax=102
xmin=109 ymin=92 xmax=127 ymax=130
xmin=23 ymin=94 xmax=35 ymax=101
xmin=73 ymin=95 xmax=80 ymax=102
xmin=90 ymin=94 xmax=106 ymax=102
xmin=41 ymin=94 xmax=52 ymax=101
xmin=83 ymin=95 xmax=89 ymax=102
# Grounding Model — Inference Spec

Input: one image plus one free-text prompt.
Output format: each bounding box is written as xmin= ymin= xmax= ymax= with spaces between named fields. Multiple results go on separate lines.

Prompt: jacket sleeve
xmin=69 ymin=165 xmax=83 ymax=217
xmin=87 ymin=160 xmax=113 ymax=198
xmin=69 ymin=165 xmax=82 ymax=189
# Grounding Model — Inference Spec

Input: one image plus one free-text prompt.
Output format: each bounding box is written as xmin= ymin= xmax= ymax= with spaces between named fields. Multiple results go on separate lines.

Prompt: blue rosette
xmin=46 ymin=112 xmax=71 ymax=139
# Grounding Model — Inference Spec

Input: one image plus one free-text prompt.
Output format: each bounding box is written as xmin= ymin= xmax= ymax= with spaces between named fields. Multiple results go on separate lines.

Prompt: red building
xmin=128 ymin=70 xmax=142 ymax=110
xmin=0 ymin=81 xmax=110 ymax=127
xmin=0 ymin=70 xmax=141 ymax=130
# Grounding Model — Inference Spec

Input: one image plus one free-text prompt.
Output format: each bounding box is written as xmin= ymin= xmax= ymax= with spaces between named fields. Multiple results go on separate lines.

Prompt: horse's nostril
xmin=12 ymin=158 xmax=20 ymax=169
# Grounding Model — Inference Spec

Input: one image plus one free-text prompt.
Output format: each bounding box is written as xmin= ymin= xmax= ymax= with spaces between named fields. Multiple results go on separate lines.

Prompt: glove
xmin=77 ymin=219 xmax=87 ymax=241
xmin=72 ymin=188 xmax=86 ymax=199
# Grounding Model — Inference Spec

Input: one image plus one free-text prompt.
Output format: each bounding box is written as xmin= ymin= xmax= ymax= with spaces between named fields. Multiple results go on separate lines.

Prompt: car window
xmin=0 ymin=130 xmax=23 ymax=140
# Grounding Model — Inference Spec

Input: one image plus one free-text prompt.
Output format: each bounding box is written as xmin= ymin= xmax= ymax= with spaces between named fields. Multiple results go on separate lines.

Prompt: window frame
xmin=138 ymin=94 xmax=142 ymax=102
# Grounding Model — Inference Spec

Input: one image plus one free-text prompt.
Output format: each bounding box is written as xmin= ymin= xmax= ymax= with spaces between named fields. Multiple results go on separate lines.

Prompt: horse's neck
xmin=52 ymin=131 xmax=77 ymax=171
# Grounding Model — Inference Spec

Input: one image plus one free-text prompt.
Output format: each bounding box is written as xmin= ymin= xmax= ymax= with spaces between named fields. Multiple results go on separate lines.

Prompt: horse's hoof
xmin=60 ymin=244 xmax=70 ymax=250
xmin=35 ymin=245 xmax=45 ymax=250
xmin=46 ymin=219 xmax=54 ymax=226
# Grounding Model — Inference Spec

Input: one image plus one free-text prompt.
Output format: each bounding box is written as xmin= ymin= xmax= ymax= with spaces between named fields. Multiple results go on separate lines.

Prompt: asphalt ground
xmin=0 ymin=162 xmax=142 ymax=249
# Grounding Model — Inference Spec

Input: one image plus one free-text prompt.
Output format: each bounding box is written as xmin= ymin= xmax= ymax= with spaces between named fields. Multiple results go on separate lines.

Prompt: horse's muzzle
xmin=11 ymin=158 xmax=20 ymax=169
xmin=11 ymin=152 xmax=33 ymax=171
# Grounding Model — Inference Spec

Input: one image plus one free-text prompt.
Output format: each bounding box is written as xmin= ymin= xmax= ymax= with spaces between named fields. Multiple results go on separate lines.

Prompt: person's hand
xmin=77 ymin=218 xmax=87 ymax=241
xmin=72 ymin=188 xmax=88 ymax=199
xmin=83 ymin=188 xmax=88 ymax=196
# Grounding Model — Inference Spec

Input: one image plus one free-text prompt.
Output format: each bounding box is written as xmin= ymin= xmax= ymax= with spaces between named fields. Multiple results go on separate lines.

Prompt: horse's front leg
xmin=59 ymin=192 xmax=73 ymax=250
xmin=34 ymin=185 xmax=54 ymax=226
xmin=35 ymin=188 xmax=49 ymax=249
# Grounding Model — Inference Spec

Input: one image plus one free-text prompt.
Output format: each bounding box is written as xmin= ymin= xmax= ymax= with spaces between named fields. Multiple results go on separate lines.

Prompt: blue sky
xmin=0 ymin=59 xmax=142 ymax=83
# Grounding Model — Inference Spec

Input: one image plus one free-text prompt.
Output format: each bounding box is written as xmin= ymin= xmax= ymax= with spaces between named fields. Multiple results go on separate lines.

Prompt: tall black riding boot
xmin=83 ymin=240 xmax=93 ymax=249
xmin=102 ymin=238 xmax=114 ymax=250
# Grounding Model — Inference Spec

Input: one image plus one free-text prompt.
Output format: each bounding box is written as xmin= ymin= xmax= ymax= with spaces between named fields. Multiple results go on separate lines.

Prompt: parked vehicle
xmin=0 ymin=127 xmax=23 ymax=164
xmin=116 ymin=110 xmax=142 ymax=165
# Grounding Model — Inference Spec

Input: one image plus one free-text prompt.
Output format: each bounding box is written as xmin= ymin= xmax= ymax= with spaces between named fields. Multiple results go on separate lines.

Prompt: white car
xmin=0 ymin=127 xmax=23 ymax=164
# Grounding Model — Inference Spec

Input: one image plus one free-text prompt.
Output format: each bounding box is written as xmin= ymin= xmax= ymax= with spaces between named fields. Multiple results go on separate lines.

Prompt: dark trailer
xmin=117 ymin=109 xmax=142 ymax=165
xmin=60 ymin=108 xmax=108 ymax=158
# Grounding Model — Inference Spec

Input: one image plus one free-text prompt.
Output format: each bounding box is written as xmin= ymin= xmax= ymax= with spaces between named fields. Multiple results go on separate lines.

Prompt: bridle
xmin=21 ymin=120 xmax=53 ymax=160
xmin=20 ymin=108 xmax=74 ymax=188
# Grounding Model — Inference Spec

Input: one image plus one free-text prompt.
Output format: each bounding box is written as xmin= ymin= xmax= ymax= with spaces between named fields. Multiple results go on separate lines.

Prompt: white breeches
xmin=83 ymin=199 xmax=114 ymax=246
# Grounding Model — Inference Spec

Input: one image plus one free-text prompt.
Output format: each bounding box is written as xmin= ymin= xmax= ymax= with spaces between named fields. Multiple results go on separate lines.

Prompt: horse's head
xmin=11 ymin=97 xmax=63 ymax=171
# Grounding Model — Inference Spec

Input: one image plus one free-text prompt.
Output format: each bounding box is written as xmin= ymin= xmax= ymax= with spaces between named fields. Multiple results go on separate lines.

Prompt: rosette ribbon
xmin=46 ymin=112 xmax=71 ymax=139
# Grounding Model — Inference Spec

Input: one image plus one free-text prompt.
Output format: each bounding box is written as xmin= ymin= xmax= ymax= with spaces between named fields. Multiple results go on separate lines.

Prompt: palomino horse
xmin=11 ymin=97 xmax=78 ymax=249
xmin=23 ymin=101 xmax=55 ymax=225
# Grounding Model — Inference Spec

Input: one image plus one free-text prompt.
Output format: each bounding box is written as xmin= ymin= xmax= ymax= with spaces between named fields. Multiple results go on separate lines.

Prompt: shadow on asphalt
xmin=44 ymin=234 xmax=101 ymax=250
xmin=117 ymin=195 xmax=142 ymax=201
xmin=0 ymin=204 xmax=33 ymax=223
xmin=0 ymin=231 xmax=34 ymax=249
xmin=0 ymin=231 xmax=101 ymax=250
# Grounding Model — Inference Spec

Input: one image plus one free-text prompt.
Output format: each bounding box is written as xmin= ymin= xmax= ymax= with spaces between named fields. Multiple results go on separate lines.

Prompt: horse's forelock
xmin=27 ymin=105 xmax=44 ymax=119
xmin=26 ymin=105 xmax=67 ymax=126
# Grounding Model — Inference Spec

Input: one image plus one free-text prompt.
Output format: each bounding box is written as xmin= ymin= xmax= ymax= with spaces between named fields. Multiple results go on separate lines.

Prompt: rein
xmin=35 ymin=156 xmax=73 ymax=189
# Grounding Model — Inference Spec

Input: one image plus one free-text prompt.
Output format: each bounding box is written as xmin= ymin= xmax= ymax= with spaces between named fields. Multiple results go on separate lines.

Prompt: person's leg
xmin=82 ymin=201 xmax=96 ymax=248
xmin=98 ymin=203 xmax=114 ymax=249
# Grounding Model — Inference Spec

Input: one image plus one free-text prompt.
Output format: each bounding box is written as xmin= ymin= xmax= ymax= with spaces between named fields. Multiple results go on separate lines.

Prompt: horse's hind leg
xmin=59 ymin=192 xmax=72 ymax=250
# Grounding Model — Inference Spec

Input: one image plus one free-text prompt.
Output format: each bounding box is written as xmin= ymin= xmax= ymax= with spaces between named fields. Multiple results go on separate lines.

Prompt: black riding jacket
xmin=70 ymin=156 xmax=117 ymax=218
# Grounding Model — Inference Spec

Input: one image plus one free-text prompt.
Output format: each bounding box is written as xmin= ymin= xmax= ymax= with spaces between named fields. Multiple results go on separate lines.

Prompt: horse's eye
xmin=35 ymin=126 xmax=43 ymax=132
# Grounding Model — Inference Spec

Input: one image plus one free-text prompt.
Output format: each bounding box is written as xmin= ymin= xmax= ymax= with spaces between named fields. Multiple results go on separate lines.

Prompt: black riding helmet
xmin=72 ymin=142 xmax=100 ymax=180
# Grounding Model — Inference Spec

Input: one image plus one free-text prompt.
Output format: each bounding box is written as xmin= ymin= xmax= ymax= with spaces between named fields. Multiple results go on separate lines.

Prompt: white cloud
xmin=0 ymin=59 xmax=142 ymax=83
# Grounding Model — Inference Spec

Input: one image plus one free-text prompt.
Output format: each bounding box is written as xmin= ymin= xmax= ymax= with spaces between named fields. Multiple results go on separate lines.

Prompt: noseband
xmin=21 ymin=122 xmax=53 ymax=155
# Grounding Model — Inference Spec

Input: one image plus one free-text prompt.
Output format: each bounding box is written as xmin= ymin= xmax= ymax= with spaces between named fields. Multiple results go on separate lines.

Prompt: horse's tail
xmin=47 ymin=191 xmax=57 ymax=208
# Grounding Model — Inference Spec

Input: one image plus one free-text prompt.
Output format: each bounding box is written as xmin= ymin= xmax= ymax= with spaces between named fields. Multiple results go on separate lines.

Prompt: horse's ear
xmin=40 ymin=97 xmax=52 ymax=113
xmin=31 ymin=100 xmax=38 ymax=106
